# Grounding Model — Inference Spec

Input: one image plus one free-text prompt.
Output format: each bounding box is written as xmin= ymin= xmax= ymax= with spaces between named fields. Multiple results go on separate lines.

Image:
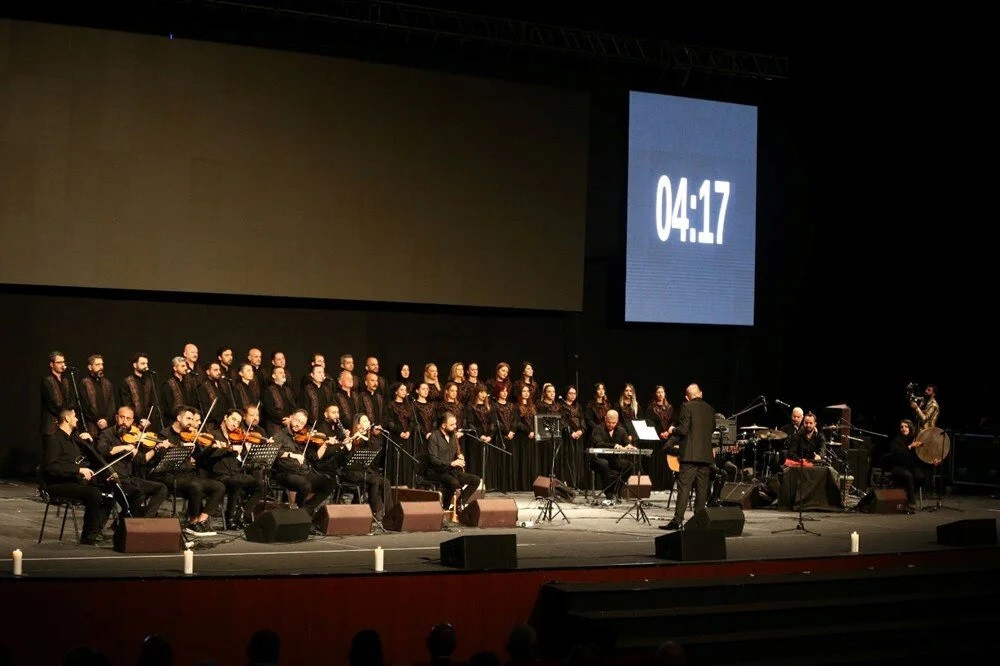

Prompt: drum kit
xmin=734 ymin=424 xmax=787 ymax=480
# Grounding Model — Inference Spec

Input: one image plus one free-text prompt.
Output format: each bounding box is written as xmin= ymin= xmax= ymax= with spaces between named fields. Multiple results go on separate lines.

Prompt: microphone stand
xmin=147 ymin=371 xmax=164 ymax=431
xmin=463 ymin=428 xmax=511 ymax=498
xmin=408 ymin=398 xmax=425 ymax=487
xmin=494 ymin=405 xmax=512 ymax=495
xmin=772 ymin=432 xmax=820 ymax=536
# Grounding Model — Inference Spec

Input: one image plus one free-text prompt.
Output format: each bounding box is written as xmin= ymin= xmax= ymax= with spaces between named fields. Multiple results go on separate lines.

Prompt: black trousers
xmin=589 ymin=456 xmax=632 ymax=499
xmin=424 ymin=468 xmax=481 ymax=507
xmin=273 ymin=471 xmax=335 ymax=513
xmin=674 ymin=461 xmax=711 ymax=521
xmin=215 ymin=473 xmax=268 ymax=519
xmin=45 ymin=480 xmax=113 ymax=538
xmin=341 ymin=469 xmax=389 ymax=515
xmin=890 ymin=465 xmax=926 ymax=503
xmin=118 ymin=477 xmax=168 ymax=518
xmin=152 ymin=472 xmax=226 ymax=520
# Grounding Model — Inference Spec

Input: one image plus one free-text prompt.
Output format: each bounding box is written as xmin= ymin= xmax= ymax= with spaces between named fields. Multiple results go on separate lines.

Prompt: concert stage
xmin=2 ymin=479 xmax=999 ymax=665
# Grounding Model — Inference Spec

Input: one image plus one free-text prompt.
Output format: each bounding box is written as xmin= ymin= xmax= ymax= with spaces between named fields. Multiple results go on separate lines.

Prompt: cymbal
xmin=825 ymin=403 xmax=849 ymax=409
xmin=740 ymin=424 xmax=768 ymax=430
xmin=915 ymin=426 xmax=951 ymax=465
xmin=757 ymin=429 xmax=787 ymax=440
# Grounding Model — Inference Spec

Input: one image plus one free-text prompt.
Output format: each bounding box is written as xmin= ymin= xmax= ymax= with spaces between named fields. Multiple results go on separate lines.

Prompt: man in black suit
xmin=661 ymin=383 xmax=716 ymax=530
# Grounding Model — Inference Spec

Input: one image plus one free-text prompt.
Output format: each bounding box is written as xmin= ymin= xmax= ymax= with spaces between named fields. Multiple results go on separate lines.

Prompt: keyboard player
xmin=588 ymin=409 xmax=638 ymax=503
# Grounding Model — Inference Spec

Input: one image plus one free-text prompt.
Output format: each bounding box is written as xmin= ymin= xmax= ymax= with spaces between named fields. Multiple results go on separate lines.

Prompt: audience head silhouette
xmin=427 ymin=623 xmax=457 ymax=660
xmin=349 ymin=629 xmax=384 ymax=666
xmin=505 ymin=624 xmax=538 ymax=663
xmin=653 ymin=641 xmax=687 ymax=666
xmin=246 ymin=629 xmax=280 ymax=666
xmin=137 ymin=634 xmax=173 ymax=666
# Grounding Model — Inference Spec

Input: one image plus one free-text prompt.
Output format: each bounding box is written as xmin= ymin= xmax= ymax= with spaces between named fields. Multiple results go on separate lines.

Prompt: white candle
xmin=12 ymin=549 xmax=23 ymax=576
xmin=183 ymin=548 xmax=194 ymax=575
xmin=850 ymin=531 xmax=859 ymax=554
xmin=374 ymin=546 xmax=384 ymax=572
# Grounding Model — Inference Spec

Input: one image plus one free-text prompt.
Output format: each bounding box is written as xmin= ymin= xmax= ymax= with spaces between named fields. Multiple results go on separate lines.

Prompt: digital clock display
xmin=625 ymin=91 xmax=757 ymax=325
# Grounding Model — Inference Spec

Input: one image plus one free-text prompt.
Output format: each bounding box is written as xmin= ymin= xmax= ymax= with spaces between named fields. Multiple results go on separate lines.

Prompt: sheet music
xmin=632 ymin=420 xmax=659 ymax=441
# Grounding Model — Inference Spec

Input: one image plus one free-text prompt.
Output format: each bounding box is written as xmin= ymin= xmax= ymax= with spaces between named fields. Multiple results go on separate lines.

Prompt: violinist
xmin=96 ymin=405 xmax=168 ymax=518
xmin=232 ymin=362 xmax=262 ymax=413
xmin=118 ymin=352 xmax=157 ymax=429
xmin=150 ymin=406 xmax=226 ymax=537
xmin=329 ymin=413 xmax=388 ymax=520
xmin=42 ymin=407 xmax=114 ymax=545
xmin=271 ymin=409 xmax=335 ymax=517
xmin=163 ymin=356 xmax=198 ymax=421
xmin=79 ymin=354 xmax=116 ymax=439
xmin=425 ymin=413 xmax=481 ymax=511
xmin=299 ymin=365 xmax=336 ymax=423
xmin=200 ymin=409 xmax=268 ymax=529
xmin=264 ymin=366 xmax=297 ymax=435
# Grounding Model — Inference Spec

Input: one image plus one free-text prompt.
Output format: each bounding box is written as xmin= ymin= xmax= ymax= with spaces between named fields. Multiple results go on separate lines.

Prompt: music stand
xmin=241 ymin=441 xmax=281 ymax=471
xmin=615 ymin=420 xmax=660 ymax=525
xmin=534 ymin=414 xmax=569 ymax=524
xmin=152 ymin=446 xmax=195 ymax=519
xmin=346 ymin=445 xmax=385 ymax=532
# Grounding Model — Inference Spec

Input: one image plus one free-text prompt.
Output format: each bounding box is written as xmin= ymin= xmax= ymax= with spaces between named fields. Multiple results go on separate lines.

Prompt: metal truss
xmin=167 ymin=0 xmax=789 ymax=82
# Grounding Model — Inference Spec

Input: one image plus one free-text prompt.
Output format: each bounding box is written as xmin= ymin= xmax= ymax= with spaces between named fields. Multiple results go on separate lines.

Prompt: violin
xmin=121 ymin=425 xmax=160 ymax=448
xmin=180 ymin=429 xmax=219 ymax=447
xmin=293 ymin=430 xmax=331 ymax=445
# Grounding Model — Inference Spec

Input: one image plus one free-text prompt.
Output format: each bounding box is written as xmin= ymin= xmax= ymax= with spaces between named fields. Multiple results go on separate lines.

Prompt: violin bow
xmin=238 ymin=401 xmax=263 ymax=468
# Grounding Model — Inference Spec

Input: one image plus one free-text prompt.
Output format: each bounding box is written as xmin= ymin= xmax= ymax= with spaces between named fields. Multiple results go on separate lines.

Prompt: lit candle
xmin=12 ymin=549 xmax=23 ymax=576
xmin=374 ymin=546 xmax=384 ymax=572
xmin=850 ymin=531 xmax=859 ymax=554
xmin=183 ymin=548 xmax=194 ymax=575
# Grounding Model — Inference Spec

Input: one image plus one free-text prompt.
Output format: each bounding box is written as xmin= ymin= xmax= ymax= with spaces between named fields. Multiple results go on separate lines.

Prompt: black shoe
xmin=659 ymin=519 xmax=683 ymax=531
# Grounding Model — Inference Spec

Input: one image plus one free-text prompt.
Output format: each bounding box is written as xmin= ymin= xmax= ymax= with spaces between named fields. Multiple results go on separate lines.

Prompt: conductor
xmin=661 ymin=383 xmax=716 ymax=531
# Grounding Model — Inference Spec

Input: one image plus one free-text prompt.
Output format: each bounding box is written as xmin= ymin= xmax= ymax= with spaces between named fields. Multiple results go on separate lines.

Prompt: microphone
xmin=557 ymin=395 xmax=564 ymax=401
xmin=459 ymin=428 xmax=477 ymax=434
xmin=65 ymin=366 xmax=78 ymax=372
xmin=775 ymin=398 xmax=791 ymax=408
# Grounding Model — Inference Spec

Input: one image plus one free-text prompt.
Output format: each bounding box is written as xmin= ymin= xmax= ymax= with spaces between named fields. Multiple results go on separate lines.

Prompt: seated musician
xmin=424 ymin=413 xmax=481 ymax=511
xmin=199 ymin=409 xmax=268 ymax=530
xmin=41 ymin=407 xmax=115 ymax=545
xmin=880 ymin=419 xmax=924 ymax=512
xmin=95 ymin=405 xmax=168 ymax=518
xmin=784 ymin=412 xmax=826 ymax=465
xmin=313 ymin=414 xmax=388 ymax=520
xmin=151 ymin=406 xmax=226 ymax=537
xmin=271 ymin=409 xmax=336 ymax=517
xmin=588 ymin=409 xmax=636 ymax=503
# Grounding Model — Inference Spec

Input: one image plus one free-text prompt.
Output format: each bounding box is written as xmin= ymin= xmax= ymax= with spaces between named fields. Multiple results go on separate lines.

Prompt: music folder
xmin=632 ymin=420 xmax=659 ymax=441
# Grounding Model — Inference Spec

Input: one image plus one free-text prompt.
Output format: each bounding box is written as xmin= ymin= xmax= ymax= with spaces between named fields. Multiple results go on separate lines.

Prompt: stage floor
xmin=2 ymin=479 xmax=998 ymax=579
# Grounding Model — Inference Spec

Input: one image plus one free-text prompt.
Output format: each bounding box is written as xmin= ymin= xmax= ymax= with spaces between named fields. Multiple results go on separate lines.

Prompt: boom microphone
xmin=775 ymin=398 xmax=791 ymax=408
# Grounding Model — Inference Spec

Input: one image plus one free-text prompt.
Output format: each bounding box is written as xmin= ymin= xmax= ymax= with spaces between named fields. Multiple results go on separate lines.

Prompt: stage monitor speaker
xmin=622 ymin=475 xmax=652 ymax=500
xmin=532 ymin=475 xmax=575 ymax=501
xmin=313 ymin=504 xmax=373 ymax=536
xmin=440 ymin=534 xmax=517 ymax=569
xmin=244 ymin=508 xmax=312 ymax=543
xmin=113 ymin=518 xmax=183 ymax=553
xmin=719 ymin=482 xmax=759 ymax=509
xmin=655 ymin=530 xmax=726 ymax=561
xmin=687 ymin=506 xmax=745 ymax=537
xmin=384 ymin=501 xmax=443 ymax=532
xmin=857 ymin=488 xmax=908 ymax=514
xmin=937 ymin=518 xmax=997 ymax=546
xmin=459 ymin=498 xmax=518 ymax=528
xmin=845 ymin=447 xmax=871 ymax=491
xmin=387 ymin=486 xmax=441 ymax=512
